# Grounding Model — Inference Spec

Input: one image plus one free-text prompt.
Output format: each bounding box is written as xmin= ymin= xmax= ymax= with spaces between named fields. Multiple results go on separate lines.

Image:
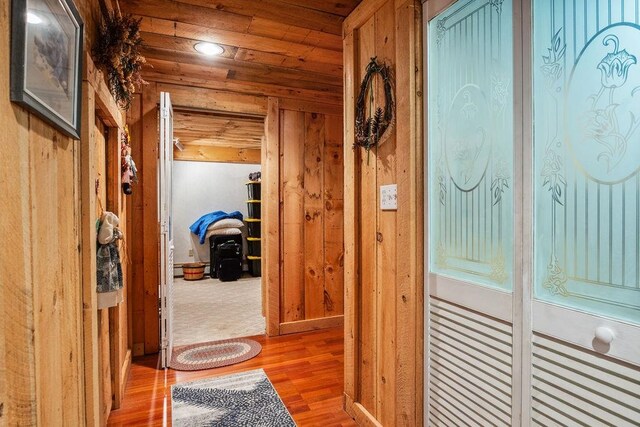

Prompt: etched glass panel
xmin=428 ymin=0 xmax=514 ymax=291
xmin=533 ymin=0 xmax=640 ymax=323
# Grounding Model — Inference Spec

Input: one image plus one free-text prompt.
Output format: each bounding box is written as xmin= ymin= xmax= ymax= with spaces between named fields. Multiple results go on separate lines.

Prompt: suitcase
xmin=209 ymin=235 xmax=242 ymax=278
xmin=217 ymin=258 xmax=242 ymax=282
xmin=217 ymin=240 xmax=242 ymax=258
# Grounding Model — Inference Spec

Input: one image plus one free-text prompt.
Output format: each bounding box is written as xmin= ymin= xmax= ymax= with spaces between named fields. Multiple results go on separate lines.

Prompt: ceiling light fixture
xmin=194 ymin=42 xmax=224 ymax=56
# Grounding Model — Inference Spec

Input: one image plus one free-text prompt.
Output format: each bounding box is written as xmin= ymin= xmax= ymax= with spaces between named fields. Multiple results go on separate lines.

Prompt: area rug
xmin=170 ymin=338 xmax=262 ymax=371
xmin=171 ymin=369 xmax=296 ymax=426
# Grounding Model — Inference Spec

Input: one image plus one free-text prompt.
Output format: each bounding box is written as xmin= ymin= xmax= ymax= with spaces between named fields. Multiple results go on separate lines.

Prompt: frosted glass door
xmin=426 ymin=2 xmax=518 ymax=425
xmin=531 ymin=6 xmax=640 ymax=423
xmin=429 ymin=0 xmax=514 ymax=291
xmin=533 ymin=0 xmax=640 ymax=324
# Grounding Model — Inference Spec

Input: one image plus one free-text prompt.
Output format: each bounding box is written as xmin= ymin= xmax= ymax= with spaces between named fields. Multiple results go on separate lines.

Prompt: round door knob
xmin=594 ymin=326 xmax=615 ymax=345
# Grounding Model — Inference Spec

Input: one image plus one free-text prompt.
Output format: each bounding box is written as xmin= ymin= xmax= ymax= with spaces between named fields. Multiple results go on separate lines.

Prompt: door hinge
xmin=161 ymin=106 xmax=169 ymax=119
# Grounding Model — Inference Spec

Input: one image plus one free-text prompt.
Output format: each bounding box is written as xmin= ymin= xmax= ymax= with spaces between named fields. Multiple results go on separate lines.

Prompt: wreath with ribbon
xmin=354 ymin=57 xmax=395 ymax=162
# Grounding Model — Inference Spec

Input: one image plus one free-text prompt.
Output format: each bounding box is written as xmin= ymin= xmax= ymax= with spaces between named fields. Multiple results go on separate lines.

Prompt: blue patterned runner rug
xmin=171 ymin=369 xmax=296 ymax=426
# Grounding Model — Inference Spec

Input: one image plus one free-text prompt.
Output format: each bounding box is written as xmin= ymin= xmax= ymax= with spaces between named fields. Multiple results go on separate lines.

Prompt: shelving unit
xmin=245 ymin=181 xmax=261 ymax=277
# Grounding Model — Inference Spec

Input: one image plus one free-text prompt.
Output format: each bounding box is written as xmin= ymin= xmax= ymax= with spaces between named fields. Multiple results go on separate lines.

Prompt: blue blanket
xmin=189 ymin=210 xmax=243 ymax=244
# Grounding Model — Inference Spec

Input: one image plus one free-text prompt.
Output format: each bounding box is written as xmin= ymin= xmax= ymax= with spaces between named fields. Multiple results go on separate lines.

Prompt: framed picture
xmin=11 ymin=0 xmax=83 ymax=139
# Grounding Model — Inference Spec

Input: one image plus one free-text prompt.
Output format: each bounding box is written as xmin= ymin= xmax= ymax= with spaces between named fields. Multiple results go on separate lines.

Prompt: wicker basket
xmin=183 ymin=262 xmax=205 ymax=280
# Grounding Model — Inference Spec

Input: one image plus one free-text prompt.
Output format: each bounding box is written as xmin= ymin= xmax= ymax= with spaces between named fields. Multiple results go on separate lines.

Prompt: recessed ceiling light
xmin=194 ymin=42 xmax=224 ymax=56
xmin=27 ymin=11 xmax=44 ymax=25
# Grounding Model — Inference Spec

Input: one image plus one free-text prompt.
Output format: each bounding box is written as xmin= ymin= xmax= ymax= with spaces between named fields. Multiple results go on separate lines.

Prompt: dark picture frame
xmin=11 ymin=0 xmax=83 ymax=139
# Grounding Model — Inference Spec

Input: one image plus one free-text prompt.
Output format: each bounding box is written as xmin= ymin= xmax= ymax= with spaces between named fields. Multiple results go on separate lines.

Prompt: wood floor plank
xmin=107 ymin=327 xmax=355 ymax=426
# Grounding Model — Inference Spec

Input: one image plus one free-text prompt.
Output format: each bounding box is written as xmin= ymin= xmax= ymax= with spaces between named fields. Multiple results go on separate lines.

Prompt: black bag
xmin=218 ymin=258 xmax=242 ymax=282
xmin=217 ymin=240 xmax=241 ymax=258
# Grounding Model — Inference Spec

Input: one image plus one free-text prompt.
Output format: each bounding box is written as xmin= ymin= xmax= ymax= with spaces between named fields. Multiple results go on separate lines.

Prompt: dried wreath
xmin=94 ymin=2 xmax=146 ymax=110
xmin=354 ymin=57 xmax=395 ymax=162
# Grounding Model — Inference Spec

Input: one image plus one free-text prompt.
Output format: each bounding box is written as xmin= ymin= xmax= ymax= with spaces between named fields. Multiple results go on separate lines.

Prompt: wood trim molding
xmin=80 ymin=81 xmax=100 ymax=427
xmin=279 ymin=315 xmax=344 ymax=335
xmin=84 ymin=53 xmax=125 ymax=129
xmin=264 ymin=97 xmax=281 ymax=336
xmin=342 ymin=28 xmax=359 ymax=402
xmin=342 ymin=0 xmax=388 ymax=37
xmin=156 ymin=82 xmax=268 ymax=116
xmin=173 ymin=145 xmax=261 ymax=164
xmin=279 ymin=98 xmax=342 ymax=116
xmin=344 ymin=394 xmax=384 ymax=427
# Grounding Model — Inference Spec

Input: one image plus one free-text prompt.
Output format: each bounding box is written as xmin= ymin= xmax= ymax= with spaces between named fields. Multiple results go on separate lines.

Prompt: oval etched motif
xmin=445 ymin=84 xmax=492 ymax=191
xmin=566 ymin=23 xmax=640 ymax=184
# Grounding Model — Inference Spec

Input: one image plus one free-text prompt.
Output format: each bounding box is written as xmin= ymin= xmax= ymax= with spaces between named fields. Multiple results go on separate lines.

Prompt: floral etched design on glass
xmin=582 ymin=35 xmax=639 ymax=172
xmin=568 ymin=26 xmax=640 ymax=183
xmin=597 ymin=35 xmax=636 ymax=89
xmin=539 ymin=28 xmax=569 ymax=295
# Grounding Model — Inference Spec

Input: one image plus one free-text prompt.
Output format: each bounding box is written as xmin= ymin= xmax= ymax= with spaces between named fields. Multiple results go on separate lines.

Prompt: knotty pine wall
xmin=0 ymin=0 xmax=113 ymax=424
xmin=343 ymin=0 xmax=424 ymax=425
xmin=264 ymin=100 xmax=345 ymax=335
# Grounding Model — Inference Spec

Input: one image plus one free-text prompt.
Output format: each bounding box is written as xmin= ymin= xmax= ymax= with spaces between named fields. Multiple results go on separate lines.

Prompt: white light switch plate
xmin=380 ymin=184 xmax=397 ymax=210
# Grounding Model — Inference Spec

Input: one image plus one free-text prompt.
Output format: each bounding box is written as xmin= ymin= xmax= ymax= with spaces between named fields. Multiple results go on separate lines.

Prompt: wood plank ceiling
xmin=122 ymin=0 xmax=359 ymax=158
xmin=123 ymin=0 xmax=359 ymax=104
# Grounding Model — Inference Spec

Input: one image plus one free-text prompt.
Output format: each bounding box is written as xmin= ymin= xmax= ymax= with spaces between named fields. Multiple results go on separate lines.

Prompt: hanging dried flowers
xmin=354 ymin=57 xmax=395 ymax=163
xmin=94 ymin=5 xmax=146 ymax=110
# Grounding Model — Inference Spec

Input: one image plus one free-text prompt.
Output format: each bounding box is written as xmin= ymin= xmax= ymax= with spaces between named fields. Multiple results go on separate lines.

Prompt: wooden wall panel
xmin=0 ymin=1 xmax=136 ymax=424
xmin=303 ymin=112 xmax=326 ymax=320
xmin=127 ymin=94 xmax=147 ymax=357
xmin=281 ymin=110 xmax=306 ymax=323
xmin=343 ymin=0 xmax=424 ymax=425
xmin=263 ymin=97 xmax=281 ymax=336
xmin=142 ymin=83 xmax=160 ymax=355
xmin=277 ymin=104 xmax=345 ymax=333
xmin=355 ymin=14 xmax=378 ymax=415
xmin=323 ymin=114 xmax=344 ymax=317
xmin=373 ymin=2 xmax=397 ymax=424
xmin=0 ymin=0 xmax=108 ymax=425
xmin=29 ymin=115 xmax=84 ymax=426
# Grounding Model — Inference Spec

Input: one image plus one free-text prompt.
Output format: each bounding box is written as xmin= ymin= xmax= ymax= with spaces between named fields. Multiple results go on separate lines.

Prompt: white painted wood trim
xmin=515 ymin=0 xmax=533 ymax=425
xmin=532 ymin=300 xmax=640 ymax=365
xmin=422 ymin=3 xmax=431 ymax=426
xmin=429 ymin=274 xmax=513 ymax=322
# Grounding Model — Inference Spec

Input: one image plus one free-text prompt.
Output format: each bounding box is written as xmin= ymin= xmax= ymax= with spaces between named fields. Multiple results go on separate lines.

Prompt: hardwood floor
xmin=107 ymin=327 xmax=356 ymax=426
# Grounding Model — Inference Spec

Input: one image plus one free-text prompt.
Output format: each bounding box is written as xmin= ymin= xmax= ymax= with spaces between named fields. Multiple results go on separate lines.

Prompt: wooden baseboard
xmin=279 ymin=315 xmax=344 ymax=335
xmin=344 ymin=394 xmax=383 ymax=427
xmin=120 ymin=349 xmax=132 ymax=401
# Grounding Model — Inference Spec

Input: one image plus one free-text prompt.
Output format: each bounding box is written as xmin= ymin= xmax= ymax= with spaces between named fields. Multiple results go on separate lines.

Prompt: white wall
xmin=172 ymin=160 xmax=260 ymax=265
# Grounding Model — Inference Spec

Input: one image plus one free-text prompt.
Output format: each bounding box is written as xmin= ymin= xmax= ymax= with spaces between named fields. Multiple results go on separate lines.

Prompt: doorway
xmin=160 ymin=93 xmax=266 ymax=358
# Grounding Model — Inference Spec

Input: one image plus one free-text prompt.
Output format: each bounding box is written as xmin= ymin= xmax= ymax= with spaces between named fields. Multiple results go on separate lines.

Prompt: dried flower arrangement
xmin=94 ymin=3 xmax=146 ymax=110
xmin=354 ymin=57 xmax=395 ymax=162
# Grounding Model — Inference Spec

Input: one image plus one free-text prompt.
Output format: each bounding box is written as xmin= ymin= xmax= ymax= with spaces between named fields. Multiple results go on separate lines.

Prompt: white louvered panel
xmin=430 ymin=358 xmax=512 ymax=417
xmin=532 ymin=334 xmax=640 ymax=427
xmin=430 ymin=308 xmax=513 ymax=362
xmin=429 ymin=298 xmax=513 ymax=426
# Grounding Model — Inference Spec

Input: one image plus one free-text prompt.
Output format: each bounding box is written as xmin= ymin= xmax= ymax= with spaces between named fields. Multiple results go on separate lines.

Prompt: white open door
xmin=159 ymin=91 xmax=174 ymax=368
